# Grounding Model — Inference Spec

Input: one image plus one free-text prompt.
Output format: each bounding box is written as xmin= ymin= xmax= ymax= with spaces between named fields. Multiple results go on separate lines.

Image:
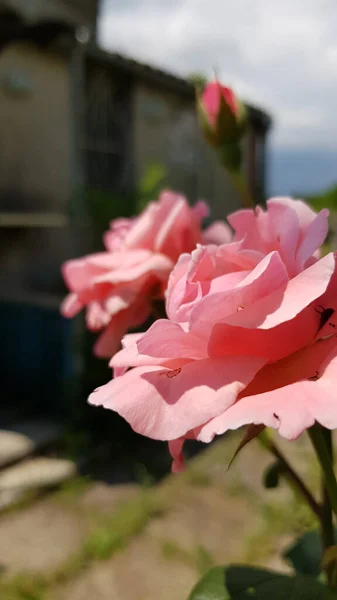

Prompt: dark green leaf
xmin=263 ymin=460 xmax=284 ymax=489
xmin=284 ymin=529 xmax=337 ymax=577
xmin=188 ymin=565 xmax=336 ymax=599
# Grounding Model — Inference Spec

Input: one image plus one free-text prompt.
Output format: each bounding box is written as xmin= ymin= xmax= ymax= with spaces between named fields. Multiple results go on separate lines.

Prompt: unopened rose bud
xmin=197 ymin=81 xmax=246 ymax=148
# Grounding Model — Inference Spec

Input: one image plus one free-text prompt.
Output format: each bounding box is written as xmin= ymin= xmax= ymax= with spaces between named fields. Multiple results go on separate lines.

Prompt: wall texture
xmin=0 ymin=42 xmax=71 ymax=210
xmin=0 ymin=42 xmax=74 ymax=301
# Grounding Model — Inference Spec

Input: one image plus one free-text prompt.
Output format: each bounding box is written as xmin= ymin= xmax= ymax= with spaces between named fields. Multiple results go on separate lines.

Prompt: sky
xmin=98 ymin=0 xmax=337 ymax=195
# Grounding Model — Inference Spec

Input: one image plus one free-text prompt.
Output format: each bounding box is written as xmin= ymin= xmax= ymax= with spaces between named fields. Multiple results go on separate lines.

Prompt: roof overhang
xmin=88 ymin=45 xmax=272 ymax=132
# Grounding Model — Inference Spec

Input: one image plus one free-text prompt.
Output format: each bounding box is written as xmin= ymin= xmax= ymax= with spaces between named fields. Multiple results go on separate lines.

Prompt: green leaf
xmin=188 ymin=566 xmax=230 ymax=600
xmin=188 ymin=565 xmax=336 ymax=599
xmin=284 ymin=529 xmax=337 ymax=577
xmin=263 ymin=460 xmax=284 ymax=489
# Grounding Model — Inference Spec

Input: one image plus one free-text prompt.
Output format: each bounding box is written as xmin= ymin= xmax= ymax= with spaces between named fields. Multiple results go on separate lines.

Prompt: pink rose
xmin=202 ymin=82 xmax=239 ymax=123
xmin=88 ymin=198 xmax=336 ymax=471
xmin=198 ymin=81 xmax=246 ymax=147
xmin=61 ymin=190 xmax=230 ymax=357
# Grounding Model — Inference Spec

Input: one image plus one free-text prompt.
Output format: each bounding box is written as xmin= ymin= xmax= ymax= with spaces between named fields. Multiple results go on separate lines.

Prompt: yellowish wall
xmin=0 ymin=42 xmax=71 ymax=211
xmin=0 ymin=42 xmax=74 ymax=301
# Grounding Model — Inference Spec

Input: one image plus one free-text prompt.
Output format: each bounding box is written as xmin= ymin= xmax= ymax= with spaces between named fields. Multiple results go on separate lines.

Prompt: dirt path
xmin=0 ymin=431 xmax=320 ymax=600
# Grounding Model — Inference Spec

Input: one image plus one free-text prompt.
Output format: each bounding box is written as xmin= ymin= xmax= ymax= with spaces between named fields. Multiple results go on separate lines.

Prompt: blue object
xmin=0 ymin=301 xmax=73 ymax=417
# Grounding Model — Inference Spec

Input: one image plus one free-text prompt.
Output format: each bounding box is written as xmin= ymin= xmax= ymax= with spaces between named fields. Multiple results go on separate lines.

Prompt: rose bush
xmin=61 ymin=190 xmax=231 ymax=357
xmin=89 ymin=197 xmax=337 ymax=471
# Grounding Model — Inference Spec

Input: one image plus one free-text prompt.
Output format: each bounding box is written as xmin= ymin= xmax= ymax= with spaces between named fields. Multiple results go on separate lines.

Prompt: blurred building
xmin=0 ymin=0 xmax=271 ymax=417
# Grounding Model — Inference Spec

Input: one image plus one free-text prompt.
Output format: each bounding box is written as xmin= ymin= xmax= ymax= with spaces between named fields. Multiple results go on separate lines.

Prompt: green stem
xmin=319 ymin=429 xmax=335 ymax=587
xmin=259 ymin=432 xmax=322 ymax=519
xmin=321 ymin=430 xmax=334 ymax=543
xmin=229 ymin=170 xmax=255 ymax=208
xmin=308 ymin=425 xmax=337 ymax=518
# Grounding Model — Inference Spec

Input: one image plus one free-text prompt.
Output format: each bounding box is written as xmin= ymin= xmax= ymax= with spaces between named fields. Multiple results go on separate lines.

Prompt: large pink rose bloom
xmin=89 ymin=198 xmax=335 ymax=471
xmin=61 ymin=190 xmax=231 ymax=357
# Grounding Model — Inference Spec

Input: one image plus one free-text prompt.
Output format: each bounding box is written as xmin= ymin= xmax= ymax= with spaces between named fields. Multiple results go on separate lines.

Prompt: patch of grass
xmin=195 ymin=545 xmax=216 ymax=575
xmin=49 ymin=550 xmax=89 ymax=587
xmin=243 ymin=497 xmax=318 ymax=565
xmin=0 ymin=489 xmax=41 ymax=518
xmin=184 ymin=469 xmax=211 ymax=488
xmin=226 ymin=476 xmax=253 ymax=499
xmin=84 ymin=494 xmax=155 ymax=560
xmin=0 ymin=491 xmax=164 ymax=599
xmin=161 ymin=539 xmax=215 ymax=575
xmin=54 ymin=476 xmax=92 ymax=504
xmin=0 ymin=574 xmax=48 ymax=600
xmin=261 ymin=498 xmax=317 ymax=535
xmin=161 ymin=539 xmax=194 ymax=564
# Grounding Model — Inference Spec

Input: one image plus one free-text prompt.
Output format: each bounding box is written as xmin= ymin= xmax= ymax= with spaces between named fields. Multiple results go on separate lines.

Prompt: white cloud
xmin=99 ymin=0 xmax=337 ymax=150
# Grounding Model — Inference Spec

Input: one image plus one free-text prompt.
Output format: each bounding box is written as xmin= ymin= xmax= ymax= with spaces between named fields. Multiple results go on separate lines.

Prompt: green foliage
xmin=55 ymin=476 xmax=92 ymax=504
xmin=136 ymin=163 xmax=167 ymax=212
xmin=284 ymin=528 xmax=337 ymax=577
xmin=84 ymin=187 xmax=135 ymax=237
xmin=84 ymin=163 xmax=166 ymax=240
xmin=263 ymin=460 xmax=285 ymax=489
xmin=185 ymin=468 xmax=212 ymax=488
xmin=188 ymin=565 xmax=336 ymax=599
xmin=0 ymin=574 xmax=47 ymax=600
xmin=187 ymin=73 xmax=208 ymax=91
xmin=161 ymin=540 xmax=215 ymax=575
xmin=303 ymin=183 xmax=337 ymax=255
xmin=84 ymin=495 xmax=156 ymax=560
xmin=305 ymin=184 xmax=337 ymax=212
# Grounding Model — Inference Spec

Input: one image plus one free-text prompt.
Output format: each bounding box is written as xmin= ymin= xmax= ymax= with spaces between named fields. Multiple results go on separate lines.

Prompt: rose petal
xmin=199 ymin=335 xmax=337 ymax=442
xmin=168 ymin=438 xmax=186 ymax=473
xmin=136 ymin=319 xmax=208 ymax=360
xmin=203 ymin=222 xmax=233 ymax=245
xmin=60 ymin=293 xmax=83 ymax=318
xmin=88 ymin=355 xmax=266 ymax=440
xmin=190 ymin=251 xmax=289 ymax=333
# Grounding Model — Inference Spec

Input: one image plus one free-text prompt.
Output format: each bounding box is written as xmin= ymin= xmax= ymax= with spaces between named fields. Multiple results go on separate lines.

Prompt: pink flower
xmin=61 ymin=190 xmax=230 ymax=357
xmin=198 ymin=81 xmax=246 ymax=147
xmin=202 ymin=82 xmax=239 ymax=124
xmin=88 ymin=197 xmax=336 ymax=471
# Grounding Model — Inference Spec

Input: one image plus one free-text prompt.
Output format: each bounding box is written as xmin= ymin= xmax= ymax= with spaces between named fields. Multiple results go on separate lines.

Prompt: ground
xmin=0 ymin=430 xmax=321 ymax=600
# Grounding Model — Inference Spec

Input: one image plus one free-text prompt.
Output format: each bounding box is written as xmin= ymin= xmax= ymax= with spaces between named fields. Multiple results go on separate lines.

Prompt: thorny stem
xmin=259 ymin=431 xmax=322 ymax=520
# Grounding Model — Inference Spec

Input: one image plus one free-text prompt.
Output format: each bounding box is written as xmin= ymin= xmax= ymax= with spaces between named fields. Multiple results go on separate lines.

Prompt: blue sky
xmin=99 ymin=0 xmax=337 ymax=196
